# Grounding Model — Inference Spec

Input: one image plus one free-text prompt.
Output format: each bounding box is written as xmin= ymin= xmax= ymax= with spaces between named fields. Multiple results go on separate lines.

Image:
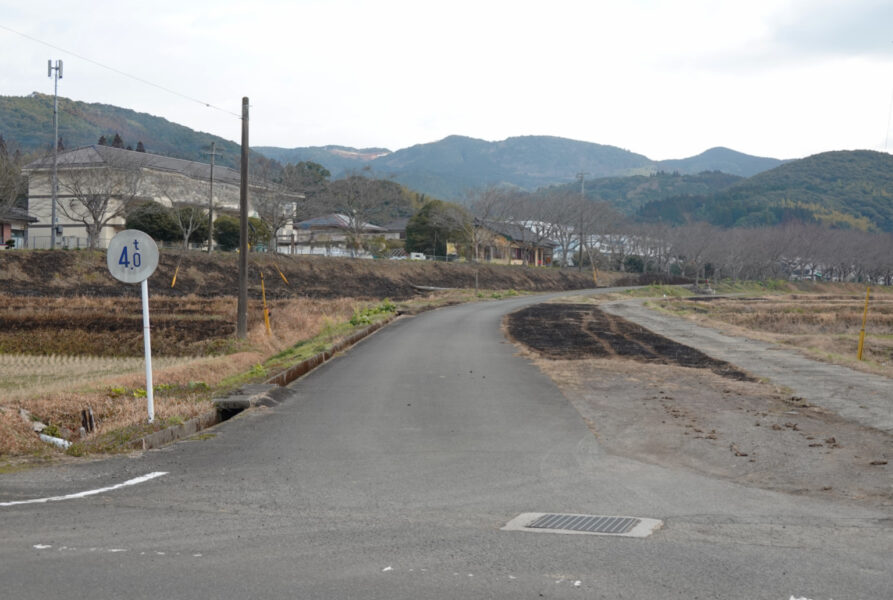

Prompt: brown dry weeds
xmin=0 ymin=295 xmax=361 ymax=456
xmin=661 ymin=291 xmax=893 ymax=376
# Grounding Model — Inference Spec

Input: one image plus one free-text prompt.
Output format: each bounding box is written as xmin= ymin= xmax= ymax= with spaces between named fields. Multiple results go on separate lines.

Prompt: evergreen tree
xmin=98 ymin=135 xmax=107 ymax=146
xmin=136 ymin=141 xmax=146 ymax=153
xmin=57 ymin=137 xmax=64 ymax=151
xmin=111 ymin=133 xmax=124 ymax=149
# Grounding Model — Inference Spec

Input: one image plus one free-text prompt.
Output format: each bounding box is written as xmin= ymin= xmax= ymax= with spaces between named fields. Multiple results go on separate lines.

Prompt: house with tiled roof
xmin=285 ymin=213 xmax=398 ymax=257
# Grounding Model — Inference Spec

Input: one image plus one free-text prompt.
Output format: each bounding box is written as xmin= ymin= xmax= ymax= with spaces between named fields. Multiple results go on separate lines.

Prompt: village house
xmin=0 ymin=206 xmax=37 ymax=249
xmin=283 ymin=213 xmax=400 ymax=257
xmin=462 ymin=221 xmax=555 ymax=266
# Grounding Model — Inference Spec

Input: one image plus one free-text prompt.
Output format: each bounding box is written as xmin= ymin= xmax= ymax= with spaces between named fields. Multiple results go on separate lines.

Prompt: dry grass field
xmin=657 ymin=284 xmax=893 ymax=377
xmin=0 ymin=293 xmax=364 ymax=457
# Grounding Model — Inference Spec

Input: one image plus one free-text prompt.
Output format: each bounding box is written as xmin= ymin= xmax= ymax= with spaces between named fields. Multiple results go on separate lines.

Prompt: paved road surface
xmin=2 ymin=292 xmax=890 ymax=599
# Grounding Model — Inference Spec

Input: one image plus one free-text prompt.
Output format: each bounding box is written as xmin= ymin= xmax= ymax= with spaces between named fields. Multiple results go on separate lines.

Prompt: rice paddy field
xmin=657 ymin=285 xmax=893 ymax=377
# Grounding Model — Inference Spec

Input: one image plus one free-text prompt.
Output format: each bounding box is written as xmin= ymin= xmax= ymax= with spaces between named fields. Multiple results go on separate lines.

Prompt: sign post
xmin=107 ymin=230 xmax=160 ymax=423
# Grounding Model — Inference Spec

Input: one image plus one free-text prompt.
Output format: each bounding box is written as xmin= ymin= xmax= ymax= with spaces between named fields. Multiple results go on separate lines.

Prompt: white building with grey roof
xmin=24 ymin=145 xmax=251 ymax=249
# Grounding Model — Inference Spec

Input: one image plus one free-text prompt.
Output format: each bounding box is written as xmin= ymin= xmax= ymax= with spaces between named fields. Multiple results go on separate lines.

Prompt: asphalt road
xmin=2 ymin=292 xmax=890 ymax=599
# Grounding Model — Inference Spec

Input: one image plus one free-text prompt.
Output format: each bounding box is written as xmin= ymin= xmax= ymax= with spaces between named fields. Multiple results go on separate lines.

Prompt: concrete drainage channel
xmin=132 ymin=316 xmax=396 ymax=451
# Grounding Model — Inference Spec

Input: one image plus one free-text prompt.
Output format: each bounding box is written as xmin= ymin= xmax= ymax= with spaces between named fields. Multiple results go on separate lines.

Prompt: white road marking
xmin=0 ymin=472 xmax=168 ymax=507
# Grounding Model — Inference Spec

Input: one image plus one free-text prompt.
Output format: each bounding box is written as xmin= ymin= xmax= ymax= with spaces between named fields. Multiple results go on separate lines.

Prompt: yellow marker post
xmin=274 ymin=262 xmax=289 ymax=285
xmin=171 ymin=263 xmax=180 ymax=288
xmin=260 ymin=270 xmax=272 ymax=335
xmin=857 ymin=286 xmax=870 ymax=360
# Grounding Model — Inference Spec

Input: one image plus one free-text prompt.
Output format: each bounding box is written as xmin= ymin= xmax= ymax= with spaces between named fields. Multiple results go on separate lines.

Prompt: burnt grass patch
xmin=507 ymin=303 xmax=754 ymax=381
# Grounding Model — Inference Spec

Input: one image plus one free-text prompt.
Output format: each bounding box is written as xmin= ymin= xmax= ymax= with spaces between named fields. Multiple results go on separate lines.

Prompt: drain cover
xmin=502 ymin=513 xmax=662 ymax=538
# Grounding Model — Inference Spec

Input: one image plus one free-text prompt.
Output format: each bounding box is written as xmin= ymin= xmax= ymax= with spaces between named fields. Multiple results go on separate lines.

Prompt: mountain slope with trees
xmin=545 ymin=170 xmax=743 ymax=215
xmin=637 ymin=150 xmax=893 ymax=232
xmin=657 ymin=146 xmax=786 ymax=177
xmin=0 ymin=94 xmax=246 ymax=169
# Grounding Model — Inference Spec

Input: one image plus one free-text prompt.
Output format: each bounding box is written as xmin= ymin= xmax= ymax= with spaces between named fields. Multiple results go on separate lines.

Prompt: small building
xmin=0 ymin=206 xmax=37 ymax=249
xmin=474 ymin=221 xmax=555 ymax=266
xmin=23 ymin=145 xmax=251 ymax=249
xmin=283 ymin=213 xmax=397 ymax=257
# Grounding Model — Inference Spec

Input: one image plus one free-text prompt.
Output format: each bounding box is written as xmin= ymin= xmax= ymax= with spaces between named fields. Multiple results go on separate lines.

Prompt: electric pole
xmin=48 ymin=59 xmax=63 ymax=250
xmin=204 ymin=141 xmax=220 ymax=253
xmin=577 ymin=171 xmax=587 ymax=272
xmin=237 ymin=98 xmax=249 ymax=338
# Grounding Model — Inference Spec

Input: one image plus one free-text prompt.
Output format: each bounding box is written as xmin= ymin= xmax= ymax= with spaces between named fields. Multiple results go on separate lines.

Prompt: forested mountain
xmin=257 ymin=136 xmax=784 ymax=201
xmin=547 ymin=170 xmax=743 ymax=215
xmin=637 ymin=150 xmax=893 ymax=232
xmin=656 ymin=147 xmax=786 ymax=177
xmin=2 ymin=94 xmax=785 ymax=202
xmin=0 ymin=94 xmax=245 ymax=169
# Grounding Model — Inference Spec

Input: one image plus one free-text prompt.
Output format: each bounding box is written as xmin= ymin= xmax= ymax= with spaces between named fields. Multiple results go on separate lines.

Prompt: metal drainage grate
xmin=502 ymin=513 xmax=663 ymax=538
xmin=529 ymin=514 xmax=640 ymax=534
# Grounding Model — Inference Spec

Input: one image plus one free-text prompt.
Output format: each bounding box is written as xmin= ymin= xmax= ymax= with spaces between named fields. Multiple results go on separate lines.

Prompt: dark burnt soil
xmin=0 ymin=295 xmax=234 ymax=357
xmin=506 ymin=303 xmax=754 ymax=381
xmin=0 ymin=250 xmax=594 ymax=300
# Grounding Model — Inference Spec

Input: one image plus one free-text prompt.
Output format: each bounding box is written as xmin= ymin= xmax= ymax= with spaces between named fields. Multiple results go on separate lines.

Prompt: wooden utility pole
xmin=577 ymin=172 xmax=587 ymax=272
xmin=237 ymin=98 xmax=249 ymax=338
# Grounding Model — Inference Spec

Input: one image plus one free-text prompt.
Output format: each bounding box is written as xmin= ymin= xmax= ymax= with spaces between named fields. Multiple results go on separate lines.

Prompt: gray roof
xmin=23 ymin=145 xmax=242 ymax=186
xmin=296 ymin=213 xmax=385 ymax=232
xmin=0 ymin=206 xmax=38 ymax=223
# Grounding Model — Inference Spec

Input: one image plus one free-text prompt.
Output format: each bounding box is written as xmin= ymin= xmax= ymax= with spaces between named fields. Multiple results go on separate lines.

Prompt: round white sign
xmin=107 ymin=230 xmax=160 ymax=284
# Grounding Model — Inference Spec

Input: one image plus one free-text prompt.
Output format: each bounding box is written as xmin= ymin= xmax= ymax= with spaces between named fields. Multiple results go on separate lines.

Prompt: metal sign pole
xmin=107 ymin=230 xmax=160 ymax=424
xmin=141 ymin=278 xmax=155 ymax=422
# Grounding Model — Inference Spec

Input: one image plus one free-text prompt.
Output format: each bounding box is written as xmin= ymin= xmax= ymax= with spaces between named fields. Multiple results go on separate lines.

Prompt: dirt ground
xmin=506 ymin=303 xmax=893 ymax=510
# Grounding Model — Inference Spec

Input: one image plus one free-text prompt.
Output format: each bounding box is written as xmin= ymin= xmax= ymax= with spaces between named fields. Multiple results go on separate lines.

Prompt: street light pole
xmin=48 ymin=59 xmax=63 ymax=250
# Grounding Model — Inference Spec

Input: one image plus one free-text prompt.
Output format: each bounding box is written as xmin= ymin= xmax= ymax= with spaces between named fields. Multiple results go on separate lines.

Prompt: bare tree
xmin=57 ymin=153 xmax=143 ymax=248
xmin=0 ymin=136 xmax=27 ymax=214
xmin=460 ymin=185 xmax=519 ymax=262
xmin=253 ymin=185 xmax=302 ymax=253
xmin=147 ymin=173 xmax=208 ymax=250
xmin=318 ymin=168 xmax=408 ymax=255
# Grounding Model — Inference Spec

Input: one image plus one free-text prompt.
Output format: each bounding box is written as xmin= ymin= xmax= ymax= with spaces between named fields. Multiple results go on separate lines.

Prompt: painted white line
xmin=0 ymin=472 xmax=168 ymax=507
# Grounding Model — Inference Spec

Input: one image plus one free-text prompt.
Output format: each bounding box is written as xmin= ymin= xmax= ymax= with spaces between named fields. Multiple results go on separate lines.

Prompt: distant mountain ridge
xmin=256 ymin=135 xmax=786 ymax=200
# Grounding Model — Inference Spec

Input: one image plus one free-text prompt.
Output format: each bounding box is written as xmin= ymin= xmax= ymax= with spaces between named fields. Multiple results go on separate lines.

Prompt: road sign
xmin=106 ymin=229 xmax=159 ymax=423
xmin=107 ymin=230 xmax=159 ymax=284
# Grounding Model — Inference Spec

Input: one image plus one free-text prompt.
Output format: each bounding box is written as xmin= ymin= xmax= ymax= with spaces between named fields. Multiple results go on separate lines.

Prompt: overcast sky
xmin=2 ymin=0 xmax=892 ymax=160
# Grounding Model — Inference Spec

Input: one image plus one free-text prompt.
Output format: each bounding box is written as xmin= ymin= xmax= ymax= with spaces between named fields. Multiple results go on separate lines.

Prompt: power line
xmin=0 ymin=24 xmax=241 ymax=119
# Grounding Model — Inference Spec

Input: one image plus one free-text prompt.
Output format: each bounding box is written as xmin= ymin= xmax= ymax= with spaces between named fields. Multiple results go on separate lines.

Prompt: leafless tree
xmin=147 ymin=173 xmax=207 ymax=250
xmin=0 ymin=137 xmax=27 ymax=214
xmin=460 ymin=185 xmax=519 ymax=262
xmin=57 ymin=153 xmax=144 ymax=249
